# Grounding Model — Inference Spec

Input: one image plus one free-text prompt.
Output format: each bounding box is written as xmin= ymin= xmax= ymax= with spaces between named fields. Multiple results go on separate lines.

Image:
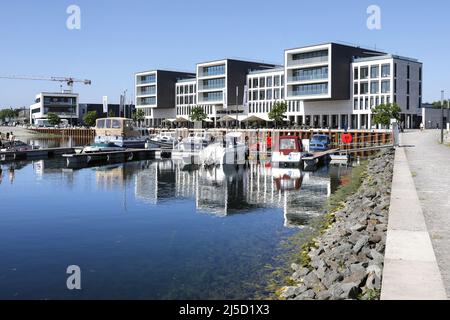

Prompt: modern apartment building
xmin=30 ymin=92 xmax=79 ymax=125
xmin=136 ymin=42 xmax=423 ymax=129
xmin=135 ymin=70 xmax=195 ymax=126
xmin=352 ymin=54 xmax=423 ymax=129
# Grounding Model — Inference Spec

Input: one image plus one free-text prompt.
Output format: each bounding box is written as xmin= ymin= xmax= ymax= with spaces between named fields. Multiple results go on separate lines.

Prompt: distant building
xmin=418 ymin=103 xmax=448 ymax=129
xmin=30 ymin=92 xmax=79 ymax=125
xmin=135 ymin=70 xmax=196 ymax=126
xmin=78 ymin=103 xmax=136 ymax=123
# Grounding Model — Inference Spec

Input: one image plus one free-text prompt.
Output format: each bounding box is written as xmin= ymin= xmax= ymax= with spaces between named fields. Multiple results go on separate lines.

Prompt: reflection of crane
xmin=0 ymin=75 xmax=92 ymax=93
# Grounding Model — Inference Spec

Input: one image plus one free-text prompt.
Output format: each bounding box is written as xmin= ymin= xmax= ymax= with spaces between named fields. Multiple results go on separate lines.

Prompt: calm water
xmin=0 ymin=156 xmax=351 ymax=300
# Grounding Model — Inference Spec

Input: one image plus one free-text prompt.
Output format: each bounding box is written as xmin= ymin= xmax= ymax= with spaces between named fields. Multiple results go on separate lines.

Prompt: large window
xmin=274 ymin=76 xmax=280 ymax=86
xmin=202 ymin=91 xmax=223 ymax=102
xmin=202 ymin=78 xmax=225 ymax=90
xmin=360 ymin=82 xmax=369 ymax=94
xmin=370 ymin=81 xmax=379 ymax=94
xmin=139 ymin=74 xmax=156 ymax=84
xmin=266 ymin=76 xmax=272 ymax=87
xmin=354 ymin=68 xmax=359 ymax=80
xmin=202 ymin=65 xmax=225 ymax=77
xmin=381 ymin=64 xmax=391 ymax=77
xmin=381 ymin=80 xmax=391 ymax=93
xmin=292 ymin=66 xmax=328 ymax=81
xmin=292 ymin=83 xmax=328 ymax=96
xmin=291 ymin=50 xmax=328 ymax=65
xmin=371 ymin=65 xmax=379 ymax=78
xmin=360 ymin=67 xmax=369 ymax=79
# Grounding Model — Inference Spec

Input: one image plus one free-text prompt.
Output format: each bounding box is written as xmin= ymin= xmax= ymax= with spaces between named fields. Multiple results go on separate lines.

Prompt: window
xmin=407 ymin=65 xmax=410 ymax=79
xmin=203 ymin=78 xmax=225 ymax=89
xmin=360 ymin=82 xmax=369 ymax=94
xmin=291 ymin=50 xmax=328 ymax=64
xmin=370 ymin=81 xmax=379 ymax=94
xmin=407 ymin=81 xmax=410 ymax=95
xmin=266 ymin=89 xmax=272 ymax=100
xmin=381 ymin=80 xmax=390 ymax=93
xmin=375 ymin=96 xmax=379 ymax=106
xmin=370 ymin=97 xmax=374 ymax=107
xmin=394 ymin=63 xmax=397 ymax=77
xmin=419 ymin=67 xmax=422 ymax=81
xmin=293 ymin=66 xmax=328 ymax=81
xmin=281 ymin=76 xmax=284 ymax=86
xmin=259 ymin=90 xmax=265 ymax=100
xmin=97 ymin=119 xmax=105 ymax=128
xmin=360 ymin=99 xmax=364 ymax=110
xmin=371 ymin=65 xmax=379 ymax=78
xmin=394 ymin=79 xmax=397 ymax=93
xmin=354 ymin=68 xmax=359 ymax=80
xmin=267 ymin=77 xmax=272 ymax=87
xmin=365 ymin=97 xmax=369 ymax=110
xmin=281 ymin=88 xmax=284 ymax=99
xmin=381 ymin=64 xmax=391 ymax=77
xmin=274 ymin=76 xmax=280 ymax=86
xmin=112 ymin=120 xmax=121 ymax=129
xmin=381 ymin=96 xmax=385 ymax=104
xmin=360 ymin=67 xmax=369 ymax=79
xmin=292 ymin=83 xmax=328 ymax=96
xmin=253 ymin=91 xmax=258 ymax=101
xmin=387 ymin=96 xmax=391 ymax=104
xmin=260 ymin=77 xmax=265 ymax=88
xmin=203 ymin=65 xmax=225 ymax=76
xmin=274 ymin=89 xmax=280 ymax=99
xmin=354 ymin=99 xmax=358 ymax=110
xmin=354 ymin=83 xmax=358 ymax=95
xmin=253 ymin=78 xmax=259 ymax=88
xmin=407 ymin=96 xmax=410 ymax=110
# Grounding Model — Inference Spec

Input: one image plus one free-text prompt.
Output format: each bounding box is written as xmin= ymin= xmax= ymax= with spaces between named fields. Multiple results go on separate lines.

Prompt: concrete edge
xmin=381 ymin=144 xmax=447 ymax=300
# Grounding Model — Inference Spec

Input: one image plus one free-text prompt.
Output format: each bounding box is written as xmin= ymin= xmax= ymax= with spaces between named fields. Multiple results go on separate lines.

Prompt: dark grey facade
xmin=156 ymin=70 xmax=195 ymax=109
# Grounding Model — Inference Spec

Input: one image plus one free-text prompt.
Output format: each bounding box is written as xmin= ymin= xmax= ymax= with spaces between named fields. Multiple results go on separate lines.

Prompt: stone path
xmin=402 ymin=130 xmax=450 ymax=298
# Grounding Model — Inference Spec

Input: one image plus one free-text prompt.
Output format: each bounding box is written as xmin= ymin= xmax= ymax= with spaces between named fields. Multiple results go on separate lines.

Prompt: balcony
xmin=290 ymin=85 xmax=328 ymax=97
xmin=287 ymin=56 xmax=329 ymax=67
xmin=138 ymin=88 xmax=156 ymax=96
xmin=288 ymin=73 xmax=328 ymax=83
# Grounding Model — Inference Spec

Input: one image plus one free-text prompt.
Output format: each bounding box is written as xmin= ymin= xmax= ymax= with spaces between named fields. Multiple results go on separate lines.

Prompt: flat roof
xmin=176 ymin=78 xmax=196 ymax=84
xmin=284 ymin=41 xmax=385 ymax=54
xmin=135 ymin=69 xmax=195 ymax=76
xmin=353 ymin=54 xmax=420 ymax=63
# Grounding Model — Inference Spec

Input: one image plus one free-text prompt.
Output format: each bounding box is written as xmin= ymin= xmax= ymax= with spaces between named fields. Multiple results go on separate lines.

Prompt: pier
xmin=63 ymin=149 xmax=156 ymax=167
xmin=0 ymin=147 xmax=77 ymax=161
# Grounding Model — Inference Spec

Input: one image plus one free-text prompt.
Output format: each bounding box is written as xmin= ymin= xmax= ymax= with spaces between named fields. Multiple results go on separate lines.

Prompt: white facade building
xmin=135 ymin=43 xmax=423 ymax=129
xmin=30 ymin=92 xmax=79 ymax=125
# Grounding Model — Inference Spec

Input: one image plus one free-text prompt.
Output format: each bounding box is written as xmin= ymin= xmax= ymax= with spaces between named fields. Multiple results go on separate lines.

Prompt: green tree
xmin=47 ymin=113 xmax=61 ymax=126
xmin=132 ymin=109 xmax=145 ymax=127
xmin=108 ymin=110 xmax=115 ymax=117
xmin=189 ymin=106 xmax=207 ymax=122
xmin=268 ymin=101 xmax=287 ymax=128
xmin=0 ymin=108 xmax=17 ymax=121
xmin=83 ymin=111 xmax=98 ymax=127
xmin=371 ymin=103 xmax=402 ymax=127
xmin=432 ymin=101 xmax=449 ymax=109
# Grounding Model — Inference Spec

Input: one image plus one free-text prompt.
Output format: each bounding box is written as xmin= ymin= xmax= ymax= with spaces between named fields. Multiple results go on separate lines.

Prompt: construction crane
xmin=0 ymin=75 xmax=92 ymax=93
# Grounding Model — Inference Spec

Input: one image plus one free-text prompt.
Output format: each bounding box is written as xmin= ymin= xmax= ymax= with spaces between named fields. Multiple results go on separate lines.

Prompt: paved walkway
xmin=402 ymin=130 xmax=450 ymax=298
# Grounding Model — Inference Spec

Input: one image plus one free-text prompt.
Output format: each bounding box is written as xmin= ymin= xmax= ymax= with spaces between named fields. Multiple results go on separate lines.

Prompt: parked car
xmin=309 ymin=134 xmax=331 ymax=152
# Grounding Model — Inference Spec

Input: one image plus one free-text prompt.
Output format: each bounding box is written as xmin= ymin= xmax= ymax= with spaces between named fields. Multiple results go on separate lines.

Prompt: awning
xmin=203 ymin=118 xmax=214 ymax=123
xmin=241 ymin=114 xmax=271 ymax=122
xmin=175 ymin=116 xmax=190 ymax=122
xmin=163 ymin=118 xmax=176 ymax=123
xmin=219 ymin=115 xmax=240 ymax=122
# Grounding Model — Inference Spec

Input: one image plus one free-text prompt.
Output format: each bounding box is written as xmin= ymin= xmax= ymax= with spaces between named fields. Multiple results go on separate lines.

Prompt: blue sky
xmin=0 ymin=0 xmax=449 ymax=107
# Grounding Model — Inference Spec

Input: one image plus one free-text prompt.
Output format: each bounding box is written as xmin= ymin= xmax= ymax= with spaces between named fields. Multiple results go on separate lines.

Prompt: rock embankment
xmin=280 ymin=150 xmax=394 ymax=300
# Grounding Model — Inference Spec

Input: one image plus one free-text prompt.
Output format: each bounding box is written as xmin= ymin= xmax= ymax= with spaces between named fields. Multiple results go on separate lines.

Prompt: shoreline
xmin=278 ymin=150 xmax=395 ymax=300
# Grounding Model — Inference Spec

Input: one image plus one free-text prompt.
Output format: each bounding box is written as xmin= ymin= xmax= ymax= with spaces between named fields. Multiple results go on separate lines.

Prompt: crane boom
xmin=0 ymin=75 xmax=92 ymax=92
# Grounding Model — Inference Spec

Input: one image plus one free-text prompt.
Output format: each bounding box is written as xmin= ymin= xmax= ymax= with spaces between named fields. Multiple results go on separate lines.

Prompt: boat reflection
xmin=24 ymin=158 xmax=351 ymax=228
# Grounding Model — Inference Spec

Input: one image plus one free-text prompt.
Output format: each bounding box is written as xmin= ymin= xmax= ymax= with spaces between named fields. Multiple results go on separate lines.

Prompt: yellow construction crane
xmin=0 ymin=75 xmax=92 ymax=93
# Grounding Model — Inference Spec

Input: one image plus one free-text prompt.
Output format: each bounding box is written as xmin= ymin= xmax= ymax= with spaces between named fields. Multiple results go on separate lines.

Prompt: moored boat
xmin=271 ymin=135 xmax=304 ymax=167
xmin=93 ymin=118 xmax=148 ymax=149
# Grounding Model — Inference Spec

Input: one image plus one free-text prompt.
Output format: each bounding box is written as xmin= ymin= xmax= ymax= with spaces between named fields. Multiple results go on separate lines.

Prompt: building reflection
xmin=134 ymin=160 xmax=350 ymax=228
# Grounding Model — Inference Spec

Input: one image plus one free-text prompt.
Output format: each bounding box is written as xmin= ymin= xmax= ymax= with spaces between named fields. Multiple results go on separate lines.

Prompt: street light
xmin=441 ymin=90 xmax=445 ymax=144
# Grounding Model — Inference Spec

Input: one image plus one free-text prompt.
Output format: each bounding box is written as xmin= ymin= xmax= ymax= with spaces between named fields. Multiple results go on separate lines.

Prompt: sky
xmin=0 ymin=0 xmax=449 ymax=108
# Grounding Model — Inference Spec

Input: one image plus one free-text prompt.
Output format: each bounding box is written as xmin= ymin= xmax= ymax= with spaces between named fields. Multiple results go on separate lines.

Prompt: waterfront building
xmin=135 ymin=70 xmax=196 ymax=126
xmin=30 ymin=92 xmax=79 ymax=125
xmin=136 ymin=42 xmax=423 ymax=129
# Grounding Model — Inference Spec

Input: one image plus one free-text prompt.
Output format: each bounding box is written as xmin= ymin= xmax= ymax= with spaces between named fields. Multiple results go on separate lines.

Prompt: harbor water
xmin=0 ymin=154 xmax=353 ymax=299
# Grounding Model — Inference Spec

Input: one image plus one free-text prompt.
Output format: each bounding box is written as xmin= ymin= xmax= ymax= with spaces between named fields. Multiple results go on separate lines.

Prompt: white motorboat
xmin=147 ymin=131 xmax=178 ymax=149
xmin=199 ymin=132 xmax=247 ymax=166
xmin=81 ymin=142 xmax=125 ymax=154
xmin=94 ymin=118 xmax=149 ymax=149
xmin=0 ymin=140 xmax=38 ymax=152
xmin=179 ymin=131 xmax=215 ymax=152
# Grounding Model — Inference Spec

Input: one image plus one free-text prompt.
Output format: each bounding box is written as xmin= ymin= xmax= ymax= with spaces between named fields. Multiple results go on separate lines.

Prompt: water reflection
xmin=0 ymin=157 xmax=354 ymax=299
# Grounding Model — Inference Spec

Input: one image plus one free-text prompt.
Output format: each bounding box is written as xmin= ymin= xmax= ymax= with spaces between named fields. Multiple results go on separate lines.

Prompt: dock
xmin=1 ymin=147 xmax=77 ymax=161
xmin=63 ymin=149 xmax=156 ymax=167
xmin=302 ymin=148 xmax=340 ymax=169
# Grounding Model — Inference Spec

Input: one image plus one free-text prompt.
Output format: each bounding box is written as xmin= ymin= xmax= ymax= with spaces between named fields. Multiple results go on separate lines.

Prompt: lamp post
xmin=441 ymin=90 xmax=445 ymax=144
xmin=235 ymin=86 xmax=239 ymax=129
